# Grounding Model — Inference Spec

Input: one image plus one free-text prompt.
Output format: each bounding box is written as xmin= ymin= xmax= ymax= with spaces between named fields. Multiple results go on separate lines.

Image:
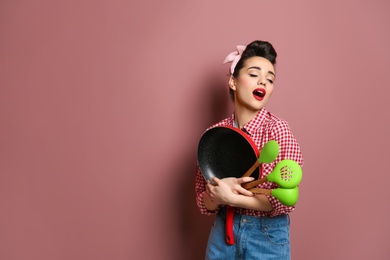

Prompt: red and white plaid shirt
xmin=195 ymin=108 xmax=304 ymax=217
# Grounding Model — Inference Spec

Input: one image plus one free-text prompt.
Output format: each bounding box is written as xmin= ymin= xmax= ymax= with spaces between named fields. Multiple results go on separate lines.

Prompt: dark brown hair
xmin=232 ymin=40 xmax=277 ymax=77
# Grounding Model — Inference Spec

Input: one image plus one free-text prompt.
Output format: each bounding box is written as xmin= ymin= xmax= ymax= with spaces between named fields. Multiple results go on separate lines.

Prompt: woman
xmin=195 ymin=40 xmax=304 ymax=259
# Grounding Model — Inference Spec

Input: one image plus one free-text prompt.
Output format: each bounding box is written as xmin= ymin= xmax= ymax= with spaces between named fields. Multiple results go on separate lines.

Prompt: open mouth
xmin=253 ymin=88 xmax=266 ymax=100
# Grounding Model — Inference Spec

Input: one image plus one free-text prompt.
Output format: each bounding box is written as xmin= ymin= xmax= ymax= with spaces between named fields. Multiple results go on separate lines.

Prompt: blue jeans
xmin=205 ymin=208 xmax=290 ymax=260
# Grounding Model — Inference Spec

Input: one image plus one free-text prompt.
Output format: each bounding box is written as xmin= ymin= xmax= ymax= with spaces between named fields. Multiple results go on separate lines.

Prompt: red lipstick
xmin=253 ymin=88 xmax=266 ymax=101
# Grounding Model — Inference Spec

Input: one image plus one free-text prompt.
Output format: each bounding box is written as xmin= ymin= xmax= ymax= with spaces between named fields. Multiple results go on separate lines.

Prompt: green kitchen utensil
xmin=242 ymin=140 xmax=279 ymax=178
xmin=249 ymin=186 xmax=299 ymax=206
xmin=242 ymin=159 xmax=302 ymax=189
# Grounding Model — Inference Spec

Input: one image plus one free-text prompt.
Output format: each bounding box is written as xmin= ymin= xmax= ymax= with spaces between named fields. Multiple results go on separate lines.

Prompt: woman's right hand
xmin=206 ymin=177 xmax=254 ymax=205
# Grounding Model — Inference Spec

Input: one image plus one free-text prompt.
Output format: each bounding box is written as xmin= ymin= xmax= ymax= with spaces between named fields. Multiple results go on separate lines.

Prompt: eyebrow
xmin=247 ymin=66 xmax=275 ymax=77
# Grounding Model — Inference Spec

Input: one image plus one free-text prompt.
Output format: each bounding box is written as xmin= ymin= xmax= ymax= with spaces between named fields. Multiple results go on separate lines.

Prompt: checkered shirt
xmin=195 ymin=108 xmax=304 ymax=217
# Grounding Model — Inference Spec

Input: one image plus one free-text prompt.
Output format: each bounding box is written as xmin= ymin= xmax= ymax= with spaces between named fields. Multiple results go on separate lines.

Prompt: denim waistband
xmin=217 ymin=207 xmax=289 ymax=227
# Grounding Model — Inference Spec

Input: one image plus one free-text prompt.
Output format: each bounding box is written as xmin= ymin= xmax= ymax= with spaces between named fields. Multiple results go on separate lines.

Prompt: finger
xmin=237 ymin=186 xmax=254 ymax=196
xmin=238 ymin=177 xmax=255 ymax=184
xmin=206 ymin=181 xmax=213 ymax=191
xmin=206 ymin=184 xmax=214 ymax=198
xmin=212 ymin=177 xmax=221 ymax=185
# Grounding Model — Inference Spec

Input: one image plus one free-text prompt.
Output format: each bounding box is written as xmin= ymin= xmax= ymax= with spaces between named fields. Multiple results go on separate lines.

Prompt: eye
xmin=267 ymin=79 xmax=274 ymax=84
xmin=249 ymin=73 xmax=258 ymax=77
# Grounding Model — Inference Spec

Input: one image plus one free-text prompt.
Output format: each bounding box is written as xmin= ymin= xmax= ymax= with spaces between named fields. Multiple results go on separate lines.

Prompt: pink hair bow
xmin=223 ymin=45 xmax=246 ymax=75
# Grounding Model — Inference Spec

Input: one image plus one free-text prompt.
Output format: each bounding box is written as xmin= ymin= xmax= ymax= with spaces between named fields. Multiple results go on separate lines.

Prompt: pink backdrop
xmin=1 ymin=0 xmax=390 ymax=259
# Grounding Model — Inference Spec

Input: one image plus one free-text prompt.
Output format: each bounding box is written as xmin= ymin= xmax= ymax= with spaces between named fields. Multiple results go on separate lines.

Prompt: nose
xmin=257 ymin=77 xmax=266 ymax=86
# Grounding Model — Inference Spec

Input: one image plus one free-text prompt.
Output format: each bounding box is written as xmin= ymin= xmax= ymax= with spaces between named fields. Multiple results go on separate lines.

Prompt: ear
xmin=228 ymin=76 xmax=237 ymax=91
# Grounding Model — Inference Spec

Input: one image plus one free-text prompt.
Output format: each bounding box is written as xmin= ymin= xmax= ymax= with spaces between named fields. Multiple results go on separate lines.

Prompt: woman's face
xmin=229 ymin=56 xmax=275 ymax=112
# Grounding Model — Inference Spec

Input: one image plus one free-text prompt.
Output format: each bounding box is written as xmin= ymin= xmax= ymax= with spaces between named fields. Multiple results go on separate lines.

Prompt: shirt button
xmin=242 ymin=219 xmax=247 ymax=223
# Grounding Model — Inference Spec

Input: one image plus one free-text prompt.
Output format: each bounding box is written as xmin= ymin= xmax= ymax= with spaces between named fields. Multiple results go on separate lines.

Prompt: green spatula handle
xmin=249 ymin=187 xmax=299 ymax=207
xmin=249 ymin=188 xmax=272 ymax=195
xmin=242 ymin=177 xmax=266 ymax=189
xmin=242 ymin=140 xmax=279 ymax=178
xmin=242 ymin=161 xmax=261 ymax=178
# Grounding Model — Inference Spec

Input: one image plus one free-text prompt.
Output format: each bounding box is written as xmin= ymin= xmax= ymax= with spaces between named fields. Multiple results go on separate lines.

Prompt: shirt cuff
xmin=196 ymin=191 xmax=220 ymax=215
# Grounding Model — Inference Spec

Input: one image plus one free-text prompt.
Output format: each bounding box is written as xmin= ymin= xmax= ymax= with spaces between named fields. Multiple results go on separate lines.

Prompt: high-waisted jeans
xmin=205 ymin=208 xmax=290 ymax=260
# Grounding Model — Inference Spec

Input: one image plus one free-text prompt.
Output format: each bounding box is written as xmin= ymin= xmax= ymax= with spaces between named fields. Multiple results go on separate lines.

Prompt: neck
xmin=234 ymin=105 xmax=259 ymax=129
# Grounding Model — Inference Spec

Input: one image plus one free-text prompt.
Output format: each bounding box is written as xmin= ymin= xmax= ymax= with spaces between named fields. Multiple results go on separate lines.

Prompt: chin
xmin=246 ymin=105 xmax=265 ymax=113
xmin=253 ymin=101 xmax=267 ymax=110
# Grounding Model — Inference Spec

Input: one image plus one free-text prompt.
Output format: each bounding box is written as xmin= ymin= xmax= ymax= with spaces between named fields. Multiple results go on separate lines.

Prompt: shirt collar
xmin=231 ymin=108 xmax=268 ymax=136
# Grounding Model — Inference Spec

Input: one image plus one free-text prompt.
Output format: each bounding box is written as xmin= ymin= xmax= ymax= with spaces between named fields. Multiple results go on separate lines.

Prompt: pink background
xmin=1 ymin=1 xmax=389 ymax=259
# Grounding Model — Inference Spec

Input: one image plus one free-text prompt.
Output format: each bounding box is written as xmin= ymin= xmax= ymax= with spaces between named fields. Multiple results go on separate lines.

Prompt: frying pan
xmin=198 ymin=126 xmax=260 ymax=181
xmin=197 ymin=126 xmax=260 ymax=245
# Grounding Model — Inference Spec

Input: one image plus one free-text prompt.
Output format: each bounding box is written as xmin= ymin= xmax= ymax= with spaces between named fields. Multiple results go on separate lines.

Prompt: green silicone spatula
xmin=242 ymin=140 xmax=279 ymax=178
xmin=249 ymin=186 xmax=299 ymax=206
xmin=242 ymin=159 xmax=302 ymax=189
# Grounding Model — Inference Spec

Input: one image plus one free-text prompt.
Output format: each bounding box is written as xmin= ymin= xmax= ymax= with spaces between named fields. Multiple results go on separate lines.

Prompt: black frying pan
xmin=197 ymin=126 xmax=260 ymax=245
xmin=198 ymin=126 xmax=260 ymax=181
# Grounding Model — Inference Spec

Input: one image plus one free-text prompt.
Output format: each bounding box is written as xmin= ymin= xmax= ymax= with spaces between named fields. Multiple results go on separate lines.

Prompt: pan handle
xmin=225 ymin=206 xmax=235 ymax=245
